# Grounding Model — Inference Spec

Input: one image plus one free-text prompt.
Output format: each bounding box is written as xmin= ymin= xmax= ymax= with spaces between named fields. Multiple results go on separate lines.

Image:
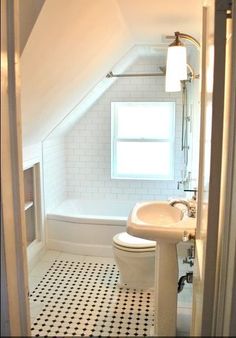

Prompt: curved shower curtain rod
xmin=107 ymin=32 xmax=200 ymax=80
xmin=106 ymin=64 xmax=199 ymax=80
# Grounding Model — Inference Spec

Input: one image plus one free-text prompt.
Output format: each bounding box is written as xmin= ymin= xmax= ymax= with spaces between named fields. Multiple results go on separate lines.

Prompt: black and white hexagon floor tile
xmin=30 ymin=259 xmax=154 ymax=337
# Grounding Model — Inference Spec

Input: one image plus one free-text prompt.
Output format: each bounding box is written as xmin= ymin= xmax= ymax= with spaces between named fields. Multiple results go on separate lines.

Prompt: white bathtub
xmin=47 ymin=199 xmax=136 ymax=257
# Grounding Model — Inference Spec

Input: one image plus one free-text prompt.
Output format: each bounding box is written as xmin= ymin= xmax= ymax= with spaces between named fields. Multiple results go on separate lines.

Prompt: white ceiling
xmin=20 ymin=0 xmax=202 ymax=148
xmin=117 ymin=0 xmax=202 ymax=43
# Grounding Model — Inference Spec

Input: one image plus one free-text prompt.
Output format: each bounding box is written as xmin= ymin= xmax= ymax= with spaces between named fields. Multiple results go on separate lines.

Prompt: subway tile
xmin=43 ymin=57 xmax=186 ymax=208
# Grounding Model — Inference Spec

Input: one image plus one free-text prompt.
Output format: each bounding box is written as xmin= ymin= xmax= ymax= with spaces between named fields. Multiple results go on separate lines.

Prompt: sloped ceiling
xmin=19 ymin=0 xmax=45 ymax=54
xmin=20 ymin=0 xmax=202 ymax=147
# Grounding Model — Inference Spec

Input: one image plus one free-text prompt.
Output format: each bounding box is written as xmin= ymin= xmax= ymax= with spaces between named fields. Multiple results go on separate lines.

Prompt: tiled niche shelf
xmin=24 ymin=163 xmax=41 ymax=246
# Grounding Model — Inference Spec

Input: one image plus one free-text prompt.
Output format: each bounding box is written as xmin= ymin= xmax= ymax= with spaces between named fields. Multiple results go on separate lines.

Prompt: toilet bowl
xmin=113 ymin=232 xmax=156 ymax=289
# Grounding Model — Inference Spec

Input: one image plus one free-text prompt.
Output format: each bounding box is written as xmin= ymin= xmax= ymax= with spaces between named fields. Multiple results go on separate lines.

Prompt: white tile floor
xmin=29 ymin=250 xmax=192 ymax=337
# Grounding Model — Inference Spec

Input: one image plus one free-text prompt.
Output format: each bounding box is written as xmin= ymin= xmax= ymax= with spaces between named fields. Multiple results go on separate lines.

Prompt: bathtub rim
xmin=47 ymin=213 xmax=127 ymax=226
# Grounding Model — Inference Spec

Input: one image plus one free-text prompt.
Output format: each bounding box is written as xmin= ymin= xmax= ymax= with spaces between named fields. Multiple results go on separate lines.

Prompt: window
xmin=111 ymin=102 xmax=175 ymax=180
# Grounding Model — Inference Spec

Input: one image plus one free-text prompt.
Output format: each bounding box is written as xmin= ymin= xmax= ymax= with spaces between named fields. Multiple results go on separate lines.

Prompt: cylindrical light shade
xmin=165 ymin=45 xmax=187 ymax=92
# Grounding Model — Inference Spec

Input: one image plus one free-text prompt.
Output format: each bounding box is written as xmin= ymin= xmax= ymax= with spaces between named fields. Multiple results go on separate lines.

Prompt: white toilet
xmin=113 ymin=232 xmax=156 ymax=289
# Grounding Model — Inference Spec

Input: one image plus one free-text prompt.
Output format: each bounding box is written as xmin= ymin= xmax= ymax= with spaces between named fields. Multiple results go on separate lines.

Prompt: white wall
xmin=43 ymin=138 xmax=66 ymax=212
xmin=64 ymin=56 xmax=185 ymax=203
xmin=23 ymin=143 xmax=42 ymax=168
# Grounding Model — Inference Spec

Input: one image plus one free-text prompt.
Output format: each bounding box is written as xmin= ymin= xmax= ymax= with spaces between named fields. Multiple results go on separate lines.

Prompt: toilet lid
xmin=113 ymin=232 xmax=156 ymax=249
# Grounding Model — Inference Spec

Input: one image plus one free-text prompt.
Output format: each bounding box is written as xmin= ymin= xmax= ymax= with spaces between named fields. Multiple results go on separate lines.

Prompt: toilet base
xmin=113 ymin=246 xmax=155 ymax=289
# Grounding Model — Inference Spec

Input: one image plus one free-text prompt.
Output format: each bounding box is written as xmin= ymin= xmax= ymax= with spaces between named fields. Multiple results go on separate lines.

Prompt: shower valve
xmin=183 ymin=257 xmax=194 ymax=267
xmin=187 ymin=245 xmax=195 ymax=259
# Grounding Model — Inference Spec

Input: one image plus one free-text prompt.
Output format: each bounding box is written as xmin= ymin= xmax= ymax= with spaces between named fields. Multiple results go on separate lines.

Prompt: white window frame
xmin=111 ymin=102 xmax=175 ymax=180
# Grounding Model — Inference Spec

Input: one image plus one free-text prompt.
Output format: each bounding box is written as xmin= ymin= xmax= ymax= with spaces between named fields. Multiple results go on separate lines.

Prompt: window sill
xmin=111 ymin=175 xmax=174 ymax=181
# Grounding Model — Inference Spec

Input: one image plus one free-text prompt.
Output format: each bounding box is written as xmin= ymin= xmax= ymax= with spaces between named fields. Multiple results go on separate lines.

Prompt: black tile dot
xmin=30 ymin=259 xmax=154 ymax=336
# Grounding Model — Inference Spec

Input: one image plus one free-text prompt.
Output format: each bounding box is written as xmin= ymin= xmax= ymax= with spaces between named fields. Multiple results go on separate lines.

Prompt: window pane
xmin=116 ymin=141 xmax=172 ymax=178
xmin=116 ymin=102 xmax=174 ymax=139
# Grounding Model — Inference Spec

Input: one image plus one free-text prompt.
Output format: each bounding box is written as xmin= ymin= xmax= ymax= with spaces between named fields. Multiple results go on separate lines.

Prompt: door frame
xmin=213 ymin=3 xmax=236 ymax=336
xmin=192 ymin=0 xmax=236 ymax=336
xmin=1 ymin=0 xmax=236 ymax=336
xmin=1 ymin=0 xmax=30 ymax=335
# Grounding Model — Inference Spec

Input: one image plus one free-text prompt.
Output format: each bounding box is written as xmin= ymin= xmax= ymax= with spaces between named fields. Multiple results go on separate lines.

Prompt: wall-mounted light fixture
xmin=165 ymin=32 xmax=200 ymax=92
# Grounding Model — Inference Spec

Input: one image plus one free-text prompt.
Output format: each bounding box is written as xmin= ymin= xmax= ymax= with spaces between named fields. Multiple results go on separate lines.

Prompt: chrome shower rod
xmin=106 ymin=71 xmax=165 ymax=78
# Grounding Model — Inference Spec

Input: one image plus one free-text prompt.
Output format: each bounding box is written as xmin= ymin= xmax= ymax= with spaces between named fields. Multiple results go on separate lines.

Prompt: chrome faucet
xmin=169 ymin=199 xmax=196 ymax=218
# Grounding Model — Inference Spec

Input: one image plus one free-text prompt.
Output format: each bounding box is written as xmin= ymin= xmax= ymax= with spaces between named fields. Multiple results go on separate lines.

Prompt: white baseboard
xmin=27 ymin=240 xmax=46 ymax=271
xmin=46 ymin=239 xmax=113 ymax=257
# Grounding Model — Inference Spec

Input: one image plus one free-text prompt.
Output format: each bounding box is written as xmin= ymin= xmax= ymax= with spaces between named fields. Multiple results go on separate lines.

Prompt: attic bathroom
xmin=20 ymin=0 xmax=202 ymax=337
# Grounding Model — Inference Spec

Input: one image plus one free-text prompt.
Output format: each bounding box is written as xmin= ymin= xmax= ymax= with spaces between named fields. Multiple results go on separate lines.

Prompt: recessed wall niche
xmin=24 ymin=163 xmax=41 ymax=246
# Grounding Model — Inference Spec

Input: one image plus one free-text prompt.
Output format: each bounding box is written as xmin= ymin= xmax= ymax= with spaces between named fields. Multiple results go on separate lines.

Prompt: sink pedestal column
xmin=154 ymin=243 xmax=178 ymax=336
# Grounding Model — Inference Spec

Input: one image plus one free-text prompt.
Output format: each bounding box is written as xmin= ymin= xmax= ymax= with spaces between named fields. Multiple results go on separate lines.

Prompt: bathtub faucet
xmin=169 ymin=199 xmax=196 ymax=218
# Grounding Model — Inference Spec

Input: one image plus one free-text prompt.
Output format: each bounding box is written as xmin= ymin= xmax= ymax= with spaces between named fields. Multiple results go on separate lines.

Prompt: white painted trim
xmin=191 ymin=9 xmax=208 ymax=306
xmin=23 ymin=161 xmax=46 ymax=269
xmin=192 ymin=2 xmax=236 ymax=336
xmin=32 ymin=163 xmax=43 ymax=241
xmin=214 ymin=4 xmax=236 ymax=336
xmin=47 ymin=239 xmax=113 ymax=258
xmin=200 ymin=4 xmax=228 ymax=335
xmin=111 ymin=101 xmax=175 ymax=180
xmin=1 ymin=0 xmax=30 ymax=335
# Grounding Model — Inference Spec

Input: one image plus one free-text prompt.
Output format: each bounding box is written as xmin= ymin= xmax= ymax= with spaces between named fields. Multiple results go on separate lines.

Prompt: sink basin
xmin=127 ymin=200 xmax=196 ymax=336
xmin=127 ymin=201 xmax=196 ymax=244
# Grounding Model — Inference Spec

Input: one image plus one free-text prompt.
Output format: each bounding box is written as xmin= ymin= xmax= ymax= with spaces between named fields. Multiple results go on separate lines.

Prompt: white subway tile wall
xmin=43 ymin=138 xmax=66 ymax=211
xmin=64 ymin=56 xmax=185 ymax=203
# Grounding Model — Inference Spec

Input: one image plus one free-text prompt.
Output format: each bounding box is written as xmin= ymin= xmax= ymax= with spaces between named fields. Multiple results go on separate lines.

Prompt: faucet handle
xmin=184 ymin=188 xmax=198 ymax=200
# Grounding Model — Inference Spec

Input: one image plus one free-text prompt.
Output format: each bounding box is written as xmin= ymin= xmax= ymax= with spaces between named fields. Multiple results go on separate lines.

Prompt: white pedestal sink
xmin=127 ymin=201 xmax=196 ymax=336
